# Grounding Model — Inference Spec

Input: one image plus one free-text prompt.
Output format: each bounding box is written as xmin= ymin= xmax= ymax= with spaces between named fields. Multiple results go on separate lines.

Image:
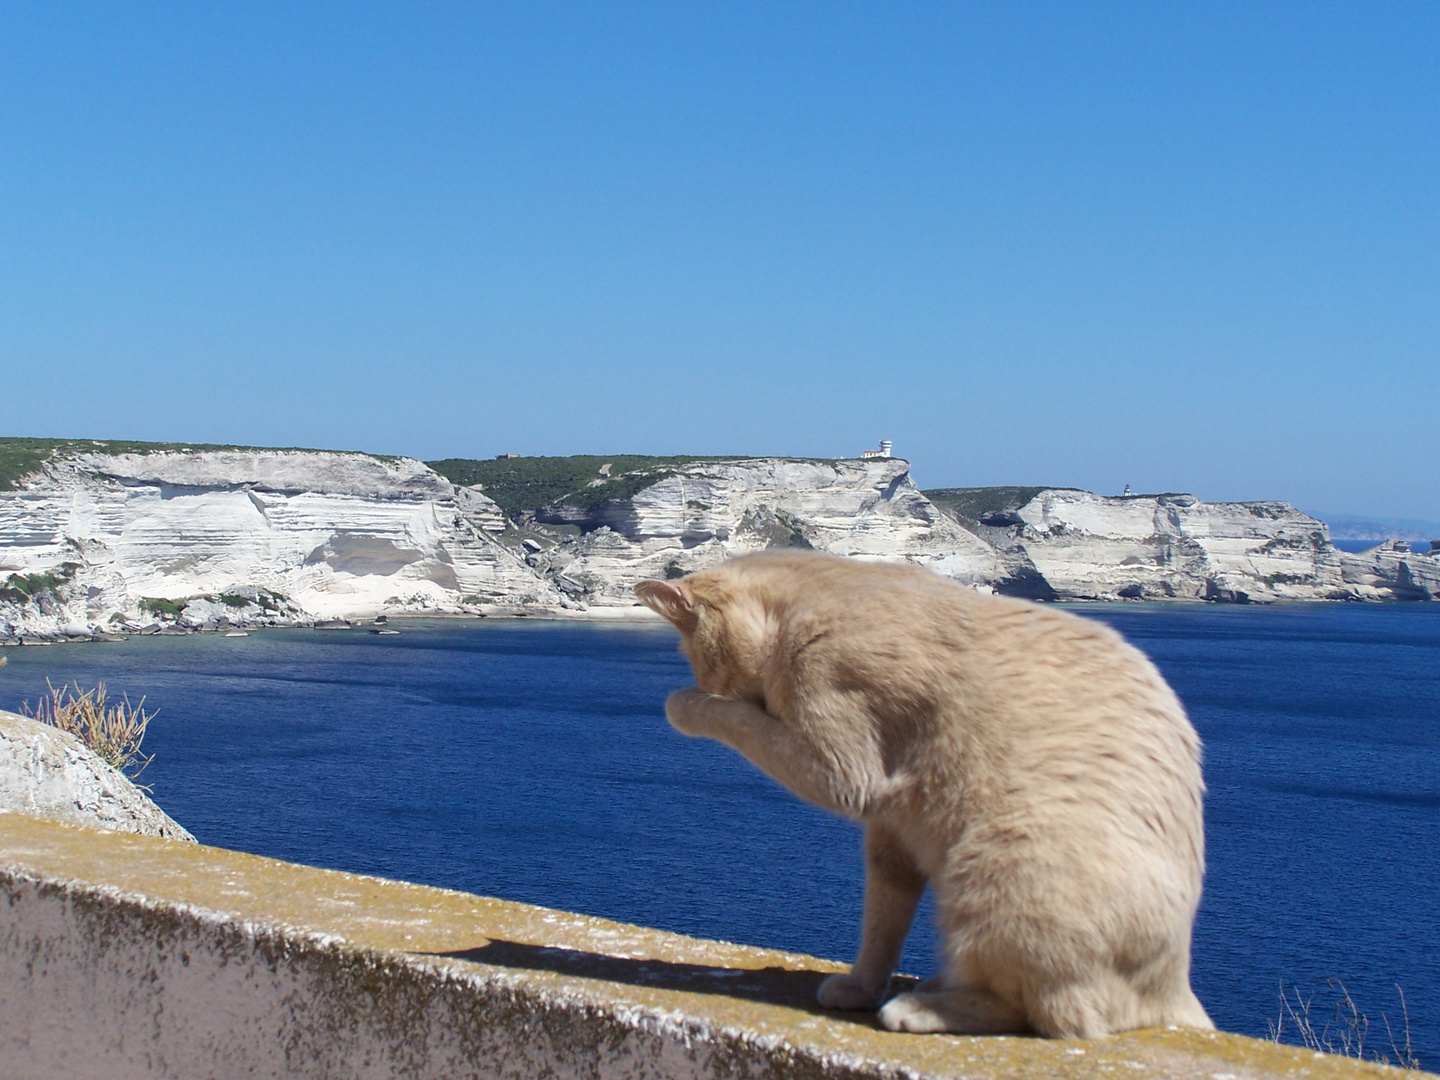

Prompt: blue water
xmin=2 ymin=604 xmax=1437 ymax=1064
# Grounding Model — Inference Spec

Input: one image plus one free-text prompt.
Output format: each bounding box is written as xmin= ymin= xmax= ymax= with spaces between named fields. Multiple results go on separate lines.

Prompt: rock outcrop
xmin=997 ymin=492 xmax=1438 ymax=603
xmin=1 ymin=444 xmax=1434 ymax=637
xmin=0 ymin=710 xmax=193 ymax=840
xmin=976 ymin=490 xmax=1351 ymax=603
xmin=523 ymin=457 xmax=998 ymax=607
xmin=0 ymin=447 xmax=558 ymax=637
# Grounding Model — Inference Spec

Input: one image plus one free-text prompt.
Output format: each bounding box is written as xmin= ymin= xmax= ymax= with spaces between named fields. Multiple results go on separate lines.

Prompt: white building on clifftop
xmin=861 ymin=439 xmax=893 ymax=459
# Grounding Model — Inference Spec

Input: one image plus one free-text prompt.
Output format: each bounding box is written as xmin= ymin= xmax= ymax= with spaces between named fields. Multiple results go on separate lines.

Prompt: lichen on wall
xmin=0 ymin=813 xmax=1415 ymax=1080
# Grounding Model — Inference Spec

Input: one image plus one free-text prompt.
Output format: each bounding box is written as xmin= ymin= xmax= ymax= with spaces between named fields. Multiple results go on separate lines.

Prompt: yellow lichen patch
xmin=0 ymin=812 xmax=1426 ymax=1080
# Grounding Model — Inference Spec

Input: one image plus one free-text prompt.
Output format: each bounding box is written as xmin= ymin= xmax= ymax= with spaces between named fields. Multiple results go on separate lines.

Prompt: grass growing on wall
xmin=1267 ymin=979 xmax=1421 ymax=1071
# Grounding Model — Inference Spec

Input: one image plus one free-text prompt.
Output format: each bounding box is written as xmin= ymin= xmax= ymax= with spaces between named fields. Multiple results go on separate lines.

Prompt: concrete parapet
xmin=0 ymin=813 xmax=1421 ymax=1079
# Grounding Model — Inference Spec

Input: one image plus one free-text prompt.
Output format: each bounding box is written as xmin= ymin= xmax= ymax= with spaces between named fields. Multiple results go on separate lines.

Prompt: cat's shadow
xmin=432 ymin=938 xmax=917 ymax=1024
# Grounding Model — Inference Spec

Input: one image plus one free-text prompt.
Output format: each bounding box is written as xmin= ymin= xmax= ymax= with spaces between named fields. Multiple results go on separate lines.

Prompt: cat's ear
xmin=634 ymin=579 xmax=698 ymax=632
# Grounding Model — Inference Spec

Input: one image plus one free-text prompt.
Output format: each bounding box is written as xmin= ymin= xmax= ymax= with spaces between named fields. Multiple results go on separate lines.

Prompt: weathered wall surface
xmin=0 ymin=813 xmax=1419 ymax=1080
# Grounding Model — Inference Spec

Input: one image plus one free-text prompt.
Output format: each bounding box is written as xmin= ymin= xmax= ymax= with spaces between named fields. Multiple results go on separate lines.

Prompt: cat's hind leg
xmin=877 ymin=986 xmax=1028 ymax=1035
xmin=818 ymin=824 xmax=925 ymax=1011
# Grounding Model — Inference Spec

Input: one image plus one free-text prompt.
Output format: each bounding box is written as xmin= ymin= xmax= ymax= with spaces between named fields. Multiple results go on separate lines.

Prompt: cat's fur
xmin=635 ymin=550 xmax=1211 ymax=1038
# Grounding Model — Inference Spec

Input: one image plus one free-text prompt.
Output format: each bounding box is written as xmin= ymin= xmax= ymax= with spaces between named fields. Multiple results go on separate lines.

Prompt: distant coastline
xmin=1311 ymin=512 xmax=1440 ymax=546
xmin=2 ymin=439 xmax=1437 ymax=642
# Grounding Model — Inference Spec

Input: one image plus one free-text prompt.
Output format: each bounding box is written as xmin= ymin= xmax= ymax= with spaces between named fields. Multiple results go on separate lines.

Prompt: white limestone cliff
xmin=525 ymin=458 xmax=998 ymax=607
xmin=519 ymin=466 xmax=1437 ymax=607
xmin=1338 ymin=539 xmax=1440 ymax=601
xmin=0 ymin=448 xmax=558 ymax=638
xmin=1001 ymin=491 xmax=1437 ymax=603
xmin=1010 ymin=491 xmax=1349 ymax=602
xmin=1 ymin=447 xmax=1434 ymax=638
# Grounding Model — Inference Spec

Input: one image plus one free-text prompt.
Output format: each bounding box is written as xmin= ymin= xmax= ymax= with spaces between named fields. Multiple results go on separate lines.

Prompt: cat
xmin=635 ymin=550 xmax=1212 ymax=1038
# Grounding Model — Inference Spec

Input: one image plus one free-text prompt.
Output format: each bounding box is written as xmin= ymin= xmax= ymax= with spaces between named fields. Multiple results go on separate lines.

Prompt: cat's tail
xmin=1032 ymin=979 xmax=1214 ymax=1038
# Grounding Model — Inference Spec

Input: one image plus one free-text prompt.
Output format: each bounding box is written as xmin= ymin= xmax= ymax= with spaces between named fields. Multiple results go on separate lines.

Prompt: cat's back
xmin=724 ymin=551 xmax=1196 ymax=780
xmin=724 ymin=550 xmax=1150 ymax=692
xmin=719 ymin=548 xmax=976 ymax=633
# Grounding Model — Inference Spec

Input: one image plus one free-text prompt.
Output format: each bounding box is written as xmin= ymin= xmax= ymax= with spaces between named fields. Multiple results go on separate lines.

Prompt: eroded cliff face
xmin=0 ymin=449 xmax=556 ymax=637
xmin=933 ymin=489 xmax=1438 ymax=603
xmin=1 ymin=447 xmax=1433 ymax=638
xmin=524 ymin=458 xmax=998 ymax=606
xmin=1012 ymin=491 xmax=1351 ymax=602
xmin=510 ymin=465 xmax=1438 ymax=607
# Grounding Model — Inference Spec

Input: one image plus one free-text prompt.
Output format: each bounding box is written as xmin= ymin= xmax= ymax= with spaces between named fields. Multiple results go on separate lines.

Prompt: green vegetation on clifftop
xmin=922 ymin=486 xmax=1063 ymax=525
xmin=427 ymin=455 xmax=755 ymax=519
xmin=0 ymin=437 xmax=395 ymax=491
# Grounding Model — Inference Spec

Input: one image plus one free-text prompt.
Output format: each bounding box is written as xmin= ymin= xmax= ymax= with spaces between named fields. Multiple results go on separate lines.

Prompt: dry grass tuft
xmin=1268 ymin=978 xmax=1420 ymax=1071
xmin=21 ymin=679 xmax=156 ymax=787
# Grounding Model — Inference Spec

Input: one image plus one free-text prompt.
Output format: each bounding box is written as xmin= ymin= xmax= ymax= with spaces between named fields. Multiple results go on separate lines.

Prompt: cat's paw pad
xmin=817 ymin=973 xmax=884 ymax=1011
xmin=878 ymin=992 xmax=951 ymax=1033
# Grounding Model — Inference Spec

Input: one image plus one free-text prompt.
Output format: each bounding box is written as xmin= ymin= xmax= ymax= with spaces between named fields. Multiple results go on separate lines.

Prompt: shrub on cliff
xmin=0 ymin=562 xmax=80 ymax=606
xmin=20 ymin=680 xmax=155 ymax=786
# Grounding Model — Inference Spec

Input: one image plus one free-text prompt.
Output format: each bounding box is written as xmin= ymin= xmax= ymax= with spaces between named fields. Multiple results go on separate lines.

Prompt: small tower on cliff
xmin=861 ymin=439 xmax=893 ymax=460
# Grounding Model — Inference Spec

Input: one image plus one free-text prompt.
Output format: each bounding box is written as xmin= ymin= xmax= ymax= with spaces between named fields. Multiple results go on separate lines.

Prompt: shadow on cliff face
xmin=305 ymin=534 xmax=424 ymax=576
xmin=431 ymin=938 xmax=918 ymax=1022
xmin=993 ymin=567 xmax=1058 ymax=602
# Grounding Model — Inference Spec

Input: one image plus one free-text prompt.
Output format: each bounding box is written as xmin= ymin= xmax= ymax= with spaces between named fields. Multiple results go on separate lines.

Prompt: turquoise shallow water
xmin=3 ymin=603 xmax=1437 ymax=1063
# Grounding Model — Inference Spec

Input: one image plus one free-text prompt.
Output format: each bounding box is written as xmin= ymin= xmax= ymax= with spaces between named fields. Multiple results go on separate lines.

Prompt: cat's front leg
xmin=663 ymin=687 xmax=726 ymax=738
xmin=663 ymin=688 xmax=849 ymax=810
xmin=819 ymin=823 xmax=926 ymax=1011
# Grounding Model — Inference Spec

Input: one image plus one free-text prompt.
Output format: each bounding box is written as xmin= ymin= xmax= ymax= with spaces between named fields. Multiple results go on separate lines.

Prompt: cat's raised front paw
xmin=817 ymin=972 xmax=886 ymax=1011
xmin=664 ymin=688 xmax=712 ymax=737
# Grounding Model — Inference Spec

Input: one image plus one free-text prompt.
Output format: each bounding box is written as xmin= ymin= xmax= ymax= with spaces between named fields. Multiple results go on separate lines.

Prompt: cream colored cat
xmin=635 ymin=550 xmax=1211 ymax=1038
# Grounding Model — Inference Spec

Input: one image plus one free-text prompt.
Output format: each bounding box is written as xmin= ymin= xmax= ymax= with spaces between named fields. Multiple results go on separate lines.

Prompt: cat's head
xmin=634 ymin=570 xmax=771 ymax=700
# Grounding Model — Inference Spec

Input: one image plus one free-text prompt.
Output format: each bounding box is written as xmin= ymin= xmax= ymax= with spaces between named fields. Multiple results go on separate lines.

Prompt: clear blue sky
xmin=2 ymin=3 xmax=1436 ymax=519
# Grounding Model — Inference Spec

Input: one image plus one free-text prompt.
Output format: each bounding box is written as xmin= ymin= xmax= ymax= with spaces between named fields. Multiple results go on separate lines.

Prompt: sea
xmin=2 ymin=603 xmax=1436 ymax=1065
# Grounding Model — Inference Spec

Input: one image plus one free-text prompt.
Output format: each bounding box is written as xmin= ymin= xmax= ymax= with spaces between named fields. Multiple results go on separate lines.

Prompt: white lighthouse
xmin=861 ymin=439 xmax=893 ymax=460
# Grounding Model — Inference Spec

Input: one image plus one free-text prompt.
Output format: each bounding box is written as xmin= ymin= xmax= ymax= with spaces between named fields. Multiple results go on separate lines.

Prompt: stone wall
xmin=0 ymin=813 xmax=1413 ymax=1080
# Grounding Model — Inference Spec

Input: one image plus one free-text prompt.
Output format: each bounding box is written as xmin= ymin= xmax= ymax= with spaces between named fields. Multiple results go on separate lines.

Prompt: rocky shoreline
xmin=1 ymin=442 xmax=1435 ymax=641
xmin=0 ymin=606 xmax=664 ymax=647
